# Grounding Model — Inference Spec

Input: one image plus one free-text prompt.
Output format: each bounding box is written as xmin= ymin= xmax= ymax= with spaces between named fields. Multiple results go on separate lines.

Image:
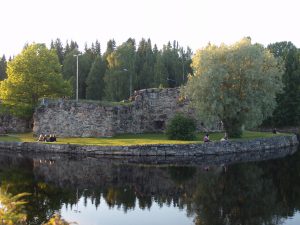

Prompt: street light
xmin=123 ymin=68 xmax=132 ymax=97
xmin=73 ymin=53 xmax=82 ymax=102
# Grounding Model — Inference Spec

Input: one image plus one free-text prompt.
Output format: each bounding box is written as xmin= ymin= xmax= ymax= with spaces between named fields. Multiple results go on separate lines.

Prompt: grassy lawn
xmin=0 ymin=131 xmax=287 ymax=146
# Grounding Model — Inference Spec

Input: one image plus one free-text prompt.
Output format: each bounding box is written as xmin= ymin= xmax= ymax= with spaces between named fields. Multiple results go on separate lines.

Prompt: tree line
xmin=0 ymin=38 xmax=299 ymax=129
xmin=1 ymin=38 xmax=192 ymax=102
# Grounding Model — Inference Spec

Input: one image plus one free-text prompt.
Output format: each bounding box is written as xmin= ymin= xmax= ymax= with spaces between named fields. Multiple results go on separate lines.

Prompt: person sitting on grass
xmin=204 ymin=133 xmax=210 ymax=142
xmin=221 ymin=132 xmax=228 ymax=141
xmin=49 ymin=134 xmax=57 ymax=142
xmin=38 ymin=134 xmax=45 ymax=142
xmin=272 ymin=128 xmax=278 ymax=134
xmin=44 ymin=134 xmax=50 ymax=142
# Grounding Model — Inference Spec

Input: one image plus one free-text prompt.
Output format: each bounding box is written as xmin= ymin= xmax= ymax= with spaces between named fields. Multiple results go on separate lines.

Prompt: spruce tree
xmin=50 ymin=38 xmax=64 ymax=65
xmin=86 ymin=55 xmax=106 ymax=100
xmin=0 ymin=55 xmax=7 ymax=81
xmin=136 ymin=38 xmax=155 ymax=89
xmin=266 ymin=42 xmax=300 ymax=126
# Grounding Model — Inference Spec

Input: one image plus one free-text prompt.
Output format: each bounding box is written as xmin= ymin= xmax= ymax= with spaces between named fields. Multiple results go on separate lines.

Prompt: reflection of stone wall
xmin=0 ymin=114 xmax=29 ymax=133
xmin=33 ymin=157 xmax=191 ymax=194
xmin=1 ymin=146 xmax=297 ymax=196
xmin=33 ymin=88 xmax=203 ymax=137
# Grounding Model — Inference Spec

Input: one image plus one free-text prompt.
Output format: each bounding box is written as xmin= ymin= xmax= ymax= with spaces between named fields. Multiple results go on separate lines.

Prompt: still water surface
xmin=0 ymin=146 xmax=300 ymax=225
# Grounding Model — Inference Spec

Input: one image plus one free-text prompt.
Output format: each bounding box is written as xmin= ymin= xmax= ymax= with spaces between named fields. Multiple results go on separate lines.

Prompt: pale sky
xmin=1 ymin=0 xmax=299 ymax=57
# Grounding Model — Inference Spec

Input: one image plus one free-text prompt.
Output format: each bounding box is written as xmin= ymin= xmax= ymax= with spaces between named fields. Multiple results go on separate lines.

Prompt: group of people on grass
xmin=204 ymin=133 xmax=228 ymax=142
xmin=38 ymin=134 xmax=57 ymax=142
xmin=204 ymin=128 xmax=280 ymax=142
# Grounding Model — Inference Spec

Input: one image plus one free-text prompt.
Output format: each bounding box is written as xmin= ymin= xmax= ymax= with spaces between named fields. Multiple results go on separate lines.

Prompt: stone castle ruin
xmin=33 ymin=88 xmax=207 ymax=137
xmin=0 ymin=114 xmax=29 ymax=134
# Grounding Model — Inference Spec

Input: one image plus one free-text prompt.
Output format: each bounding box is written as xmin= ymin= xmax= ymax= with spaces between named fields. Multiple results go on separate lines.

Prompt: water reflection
xmin=0 ymin=146 xmax=299 ymax=225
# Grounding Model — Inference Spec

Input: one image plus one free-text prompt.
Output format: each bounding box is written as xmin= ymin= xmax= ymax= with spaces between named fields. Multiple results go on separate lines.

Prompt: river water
xmin=0 ymin=146 xmax=300 ymax=225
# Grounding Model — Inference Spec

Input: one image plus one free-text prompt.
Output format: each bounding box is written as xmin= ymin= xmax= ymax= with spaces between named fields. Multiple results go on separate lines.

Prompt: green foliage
xmin=166 ymin=113 xmax=197 ymax=140
xmin=152 ymin=42 xmax=191 ymax=88
xmin=136 ymin=38 xmax=155 ymax=89
xmin=104 ymin=70 xmax=130 ymax=101
xmin=50 ymin=38 xmax=65 ymax=65
xmin=0 ymin=55 xmax=7 ymax=80
xmin=43 ymin=214 xmax=72 ymax=225
xmin=185 ymin=38 xmax=284 ymax=138
xmin=2 ymin=38 xmax=193 ymax=104
xmin=0 ymin=189 xmax=30 ymax=225
xmin=0 ymin=43 xmax=72 ymax=118
xmin=86 ymin=55 xmax=106 ymax=100
xmin=104 ymin=40 xmax=136 ymax=101
xmin=264 ymin=41 xmax=300 ymax=126
xmin=153 ymin=52 xmax=168 ymax=87
xmin=64 ymin=40 xmax=78 ymax=57
xmin=62 ymin=49 xmax=93 ymax=99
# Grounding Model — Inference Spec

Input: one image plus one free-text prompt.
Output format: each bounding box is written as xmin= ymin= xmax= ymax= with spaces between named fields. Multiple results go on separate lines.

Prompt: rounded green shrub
xmin=166 ymin=113 xmax=197 ymax=140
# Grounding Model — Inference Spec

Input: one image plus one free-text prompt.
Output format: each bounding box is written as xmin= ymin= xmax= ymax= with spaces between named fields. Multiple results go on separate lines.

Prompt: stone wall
xmin=114 ymin=88 xmax=199 ymax=134
xmin=33 ymin=100 xmax=116 ymax=137
xmin=33 ymin=88 xmax=206 ymax=137
xmin=0 ymin=135 xmax=298 ymax=158
xmin=0 ymin=114 xmax=29 ymax=134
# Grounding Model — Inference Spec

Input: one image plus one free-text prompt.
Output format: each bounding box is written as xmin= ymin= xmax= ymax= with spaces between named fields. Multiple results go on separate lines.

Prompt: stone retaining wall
xmin=0 ymin=135 xmax=298 ymax=157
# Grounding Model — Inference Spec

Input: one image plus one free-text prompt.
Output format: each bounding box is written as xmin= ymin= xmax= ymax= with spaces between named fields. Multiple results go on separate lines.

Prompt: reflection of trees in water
xmin=0 ymin=155 xmax=73 ymax=225
xmin=0 ymin=148 xmax=300 ymax=225
xmin=188 ymin=150 xmax=300 ymax=225
xmin=188 ymin=164 xmax=280 ymax=225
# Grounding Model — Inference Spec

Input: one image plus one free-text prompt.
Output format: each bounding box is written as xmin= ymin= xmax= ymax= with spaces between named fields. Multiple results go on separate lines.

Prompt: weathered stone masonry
xmin=0 ymin=114 xmax=29 ymax=134
xmin=33 ymin=88 xmax=202 ymax=137
xmin=0 ymin=135 xmax=298 ymax=157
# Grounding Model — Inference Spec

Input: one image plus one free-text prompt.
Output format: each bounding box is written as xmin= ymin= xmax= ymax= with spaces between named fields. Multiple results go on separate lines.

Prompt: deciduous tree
xmin=104 ymin=39 xmax=136 ymax=101
xmin=185 ymin=38 xmax=284 ymax=137
xmin=0 ymin=43 xmax=71 ymax=118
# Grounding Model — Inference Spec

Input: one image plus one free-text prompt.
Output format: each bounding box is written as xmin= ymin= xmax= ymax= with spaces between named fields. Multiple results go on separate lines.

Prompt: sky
xmin=0 ymin=0 xmax=299 ymax=57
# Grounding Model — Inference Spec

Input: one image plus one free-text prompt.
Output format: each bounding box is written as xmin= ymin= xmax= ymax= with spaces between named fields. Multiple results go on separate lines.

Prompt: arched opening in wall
xmin=154 ymin=120 xmax=165 ymax=130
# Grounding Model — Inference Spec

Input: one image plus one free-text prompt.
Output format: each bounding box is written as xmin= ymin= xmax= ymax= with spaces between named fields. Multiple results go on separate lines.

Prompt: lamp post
xmin=73 ymin=54 xmax=82 ymax=102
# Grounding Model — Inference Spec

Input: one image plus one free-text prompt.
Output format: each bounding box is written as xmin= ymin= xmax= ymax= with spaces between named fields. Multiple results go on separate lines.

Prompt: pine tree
xmin=0 ymin=55 xmax=7 ymax=80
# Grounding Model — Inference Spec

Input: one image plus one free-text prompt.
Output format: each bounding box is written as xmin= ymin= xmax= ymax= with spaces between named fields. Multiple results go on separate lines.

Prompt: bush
xmin=166 ymin=113 xmax=197 ymax=140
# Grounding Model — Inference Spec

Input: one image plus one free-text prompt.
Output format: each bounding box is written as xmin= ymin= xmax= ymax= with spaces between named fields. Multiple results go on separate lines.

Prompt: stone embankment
xmin=0 ymin=135 xmax=298 ymax=157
